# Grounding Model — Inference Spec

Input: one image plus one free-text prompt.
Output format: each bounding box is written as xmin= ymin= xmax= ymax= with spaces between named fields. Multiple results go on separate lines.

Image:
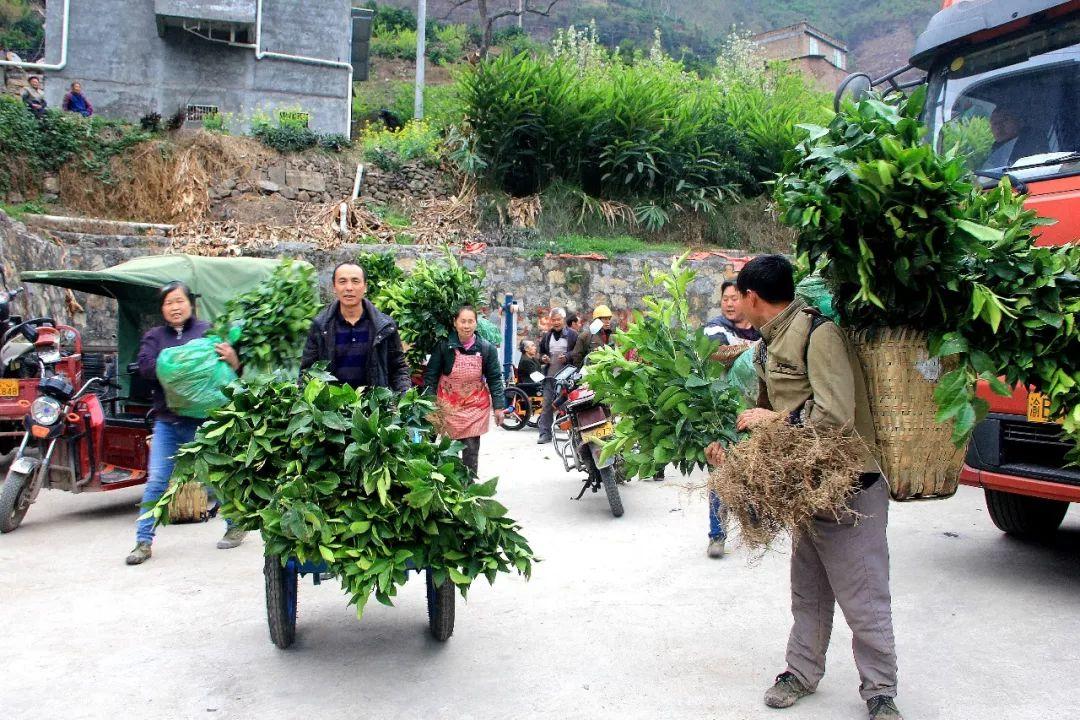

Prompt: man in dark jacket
xmin=300 ymin=263 xmax=411 ymax=392
xmin=570 ymin=304 xmax=617 ymax=366
xmin=536 ymin=307 xmax=578 ymax=443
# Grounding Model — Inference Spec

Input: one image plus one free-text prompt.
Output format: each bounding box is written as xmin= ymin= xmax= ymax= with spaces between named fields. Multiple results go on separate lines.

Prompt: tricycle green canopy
xmin=21 ymin=254 xmax=310 ymax=391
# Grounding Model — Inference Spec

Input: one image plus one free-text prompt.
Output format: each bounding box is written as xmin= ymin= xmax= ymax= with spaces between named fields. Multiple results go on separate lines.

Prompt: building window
xmin=834 ymin=48 xmax=845 ymax=69
xmin=186 ymin=104 xmax=219 ymax=122
xmin=808 ymin=36 xmax=820 ymax=56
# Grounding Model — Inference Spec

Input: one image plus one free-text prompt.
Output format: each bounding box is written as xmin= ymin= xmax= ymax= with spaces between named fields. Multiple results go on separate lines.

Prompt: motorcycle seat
xmin=105 ymin=413 xmax=150 ymax=429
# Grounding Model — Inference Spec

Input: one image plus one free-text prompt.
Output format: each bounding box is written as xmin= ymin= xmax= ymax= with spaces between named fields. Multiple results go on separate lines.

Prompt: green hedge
xmin=457 ymin=51 xmax=829 ymax=207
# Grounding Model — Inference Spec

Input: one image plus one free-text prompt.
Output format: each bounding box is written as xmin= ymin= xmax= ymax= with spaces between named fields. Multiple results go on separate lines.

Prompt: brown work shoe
xmin=216 ymin=526 xmax=247 ymax=549
xmin=707 ymin=538 xmax=726 ymax=558
xmin=125 ymin=542 xmax=152 ymax=565
xmin=867 ymin=696 xmax=904 ymax=720
xmin=764 ymin=671 xmax=813 ymax=709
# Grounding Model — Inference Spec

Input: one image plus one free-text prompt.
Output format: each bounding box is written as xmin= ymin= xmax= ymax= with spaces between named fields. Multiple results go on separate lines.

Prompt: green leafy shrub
xmin=776 ymin=88 xmax=994 ymax=332
xmin=0 ymin=97 xmax=154 ymax=190
xmin=459 ymin=50 xmax=754 ymax=210
xmin=253 ymin=124 xmax=319 ymax=153
xmin=371 ymin=27 xmax=417 ymax=60
xmin=355 ymin=250 xmax=403 ymax=304
xmin=364 ymin=1 xmax=417 ymax=34
xmin=588 ymin=257 xmax=743 ymax=479
xmin=361 ymin=119 xmax=441 ymax=169
xmin=201 ymin=112 xmax=227 ymax=133
xmin=318 ymin=133 xmax=352 ymax=152
xmin=154 ymin=377 xmax=534 ymax=615
xmin=379 ymin=252 xmax=484 ymax=368
xmin=0 ymin=0 xmax=43 ymax=56
xmin=429 ymin=24 xmax=467 ymax=65
xmin=457 ymin=29 xmax=829 ymax=215
xmin=210 ymin=260 xmax=321 ymax=376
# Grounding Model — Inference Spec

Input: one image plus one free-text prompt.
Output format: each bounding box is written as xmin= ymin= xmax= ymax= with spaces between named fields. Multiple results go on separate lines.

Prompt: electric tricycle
xmin=0 ymin=254 xmax=289 ymax=532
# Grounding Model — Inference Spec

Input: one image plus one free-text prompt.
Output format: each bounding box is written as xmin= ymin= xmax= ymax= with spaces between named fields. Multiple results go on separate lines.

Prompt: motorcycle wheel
xmin=0 ymin=465 xmax=33 ymax=533
xmin=599 ymin=464 xmax=624 ymax=518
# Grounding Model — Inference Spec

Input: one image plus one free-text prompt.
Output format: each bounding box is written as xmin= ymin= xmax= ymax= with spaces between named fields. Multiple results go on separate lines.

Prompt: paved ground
xmin=1 ymin=426 xmax=1078 ymax=720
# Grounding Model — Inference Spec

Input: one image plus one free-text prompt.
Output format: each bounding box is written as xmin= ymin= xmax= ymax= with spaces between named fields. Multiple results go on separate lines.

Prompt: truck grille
xmin=1000 ymin=420 xmax=1071 ymax=469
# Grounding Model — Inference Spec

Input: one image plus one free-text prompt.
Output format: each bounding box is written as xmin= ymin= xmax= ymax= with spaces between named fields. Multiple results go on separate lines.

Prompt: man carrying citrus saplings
xmin=705 ymin=255 xmax=902 ymax=720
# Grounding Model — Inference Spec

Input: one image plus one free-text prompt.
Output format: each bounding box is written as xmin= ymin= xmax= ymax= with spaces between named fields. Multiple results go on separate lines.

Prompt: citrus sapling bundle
xmin=379 ymin=252 xmax=484 ymax=369
xmin=211 ymin=259 xmax=321 ymax=376
xmin=776 ymin=89 xmax=1080 ymax=468
xmin=150 ymin=374 xmax=534 ymax=615
xmin=588 ymin=257 xmax=744 ymax=479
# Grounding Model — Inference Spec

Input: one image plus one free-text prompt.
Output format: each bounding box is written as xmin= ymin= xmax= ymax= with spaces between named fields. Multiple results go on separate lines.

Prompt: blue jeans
xmin=709 ymin=490 xmax=728 ymax=541
xmin=135 ymin=417 xmax=223 ymax=544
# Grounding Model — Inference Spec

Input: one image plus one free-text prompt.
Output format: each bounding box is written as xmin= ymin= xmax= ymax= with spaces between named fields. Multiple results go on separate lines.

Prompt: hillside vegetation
xmin=379 ymin=0 xmax=940 ymax=75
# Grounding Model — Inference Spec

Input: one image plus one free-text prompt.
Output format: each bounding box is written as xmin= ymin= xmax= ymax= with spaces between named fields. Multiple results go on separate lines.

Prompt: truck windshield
xmin=924 ymin=18 xmax=1080 ymax=180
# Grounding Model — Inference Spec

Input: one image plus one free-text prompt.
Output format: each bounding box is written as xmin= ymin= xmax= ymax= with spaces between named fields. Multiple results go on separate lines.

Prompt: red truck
xmin=840 ymin=0 xmax=1080 ymax=536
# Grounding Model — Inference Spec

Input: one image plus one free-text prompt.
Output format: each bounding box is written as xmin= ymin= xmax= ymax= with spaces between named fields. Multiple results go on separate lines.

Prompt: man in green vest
xmin=706 ymin=255 xmax=902 ymax=720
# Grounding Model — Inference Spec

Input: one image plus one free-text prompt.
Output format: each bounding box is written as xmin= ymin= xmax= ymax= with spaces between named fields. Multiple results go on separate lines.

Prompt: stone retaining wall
xmin=1 ymin=211 xmax=748 ymax=349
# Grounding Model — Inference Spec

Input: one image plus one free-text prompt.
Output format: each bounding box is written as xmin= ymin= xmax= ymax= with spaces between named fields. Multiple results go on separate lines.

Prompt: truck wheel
xmin=985 ymin=489 xmax=1068 ymax=538
xmin=264 ymin=555 xmax=298 ymax=649
xmin=426 ymin=569 xmax=455 ymax=642
xmin=0 ymin=466 xmax=33 ymax=533
xmin=599 ymin=465 xmax=624 ymax=518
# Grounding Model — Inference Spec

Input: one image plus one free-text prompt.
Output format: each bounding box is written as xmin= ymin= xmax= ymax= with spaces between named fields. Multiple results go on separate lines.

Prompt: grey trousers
xmin=538 ymin=377 xmax=556 ymax=439
xmin=785 ymin=478 xmax=898 ymax=701
xmin=460 ymin=435 xmax=480 ymax=478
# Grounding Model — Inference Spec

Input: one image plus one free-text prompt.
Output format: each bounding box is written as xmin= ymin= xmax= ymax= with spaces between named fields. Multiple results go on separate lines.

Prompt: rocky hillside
xmin=378 ymin=0 xmax=940 ymax=76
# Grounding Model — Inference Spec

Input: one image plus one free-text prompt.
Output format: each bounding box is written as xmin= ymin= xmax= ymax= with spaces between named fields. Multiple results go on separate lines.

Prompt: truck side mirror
xmin=834 ymin=73 xmax=873 ymax=112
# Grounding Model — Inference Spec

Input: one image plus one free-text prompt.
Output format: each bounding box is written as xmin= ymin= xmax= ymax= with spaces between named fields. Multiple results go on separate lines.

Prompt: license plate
xmin=581 ymin=421 xmax=613 ymax=442
xmin=1027 ymin=392 xmax=1063 ymax=425
xmin=0 ymin=380 xmax=19 ymax=398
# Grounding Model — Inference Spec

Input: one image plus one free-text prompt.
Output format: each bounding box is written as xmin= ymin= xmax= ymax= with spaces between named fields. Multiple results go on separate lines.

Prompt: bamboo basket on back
xmin=851 ymin=327 xmax=965 ymax=501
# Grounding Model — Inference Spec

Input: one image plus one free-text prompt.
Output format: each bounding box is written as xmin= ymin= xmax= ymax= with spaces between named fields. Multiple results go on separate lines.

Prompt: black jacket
xmin=538 ymin=327 xmax=579 ymax=374
xmin=423 ymin=334 xmax=506 ymax=408
xmin=299 ymin=299 xmax=411 ymax=392
xmin=570 ymin=324 xmax=617 ymax=366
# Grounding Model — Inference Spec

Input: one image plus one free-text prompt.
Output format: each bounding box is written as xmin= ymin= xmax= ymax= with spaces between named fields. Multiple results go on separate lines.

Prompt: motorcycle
xmin=543 ymin=365 xmax=625 ymax=517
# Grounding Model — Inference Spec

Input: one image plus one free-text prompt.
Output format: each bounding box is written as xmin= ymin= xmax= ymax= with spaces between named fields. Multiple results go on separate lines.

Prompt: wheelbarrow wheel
xmin=426 ymin=569 xmax=455 ymax=642
xmin=264 ymin=555 xmax=298 ymax=649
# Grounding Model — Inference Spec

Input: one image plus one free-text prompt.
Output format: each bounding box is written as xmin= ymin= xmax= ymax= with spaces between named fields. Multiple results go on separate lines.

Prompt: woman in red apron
xmin=423 ymin=306 xmax=506 ymax=476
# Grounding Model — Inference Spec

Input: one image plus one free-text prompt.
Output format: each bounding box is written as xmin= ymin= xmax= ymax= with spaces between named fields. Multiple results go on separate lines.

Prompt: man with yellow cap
xmin=570 ymin=305 xmax=618 ymax=366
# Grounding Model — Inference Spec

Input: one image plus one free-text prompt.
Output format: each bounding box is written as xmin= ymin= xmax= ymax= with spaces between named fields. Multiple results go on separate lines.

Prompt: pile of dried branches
xmin=170 ymin=200 xmax=401 ymax=255
xmin=708 ymin=421 xmax=867 ymax=553
xmin=403 ymin=181 xmax=482 ymax=246
xmin=60 ymin=133 xmax=267 ymax=224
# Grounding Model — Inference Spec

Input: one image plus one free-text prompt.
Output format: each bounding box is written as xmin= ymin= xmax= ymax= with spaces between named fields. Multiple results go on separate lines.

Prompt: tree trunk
xmin=478 ymin=0 xmax=493 ymax=58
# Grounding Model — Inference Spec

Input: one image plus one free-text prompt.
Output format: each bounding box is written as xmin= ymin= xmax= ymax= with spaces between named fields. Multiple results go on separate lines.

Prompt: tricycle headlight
xmin=30 ymin=396 xmax=62 ymax=426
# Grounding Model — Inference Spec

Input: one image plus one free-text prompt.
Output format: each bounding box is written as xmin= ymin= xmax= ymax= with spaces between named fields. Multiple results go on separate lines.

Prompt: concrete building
xmin=752 ymin=21 xmax=849 ymax=91
xmin=42 ymin=0 xmax=368 ymax=136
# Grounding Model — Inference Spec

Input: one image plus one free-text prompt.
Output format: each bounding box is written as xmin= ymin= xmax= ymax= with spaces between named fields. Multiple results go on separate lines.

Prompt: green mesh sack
xmin=727 ymin=343 xmax=760 ymax=409
xmin=795 ymin=274 xmax=839 ymax=323
xmin=156 ymin=337 xmax=237 ymax=419
xmin=476 ymin=317 xmax=502 ymax=346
